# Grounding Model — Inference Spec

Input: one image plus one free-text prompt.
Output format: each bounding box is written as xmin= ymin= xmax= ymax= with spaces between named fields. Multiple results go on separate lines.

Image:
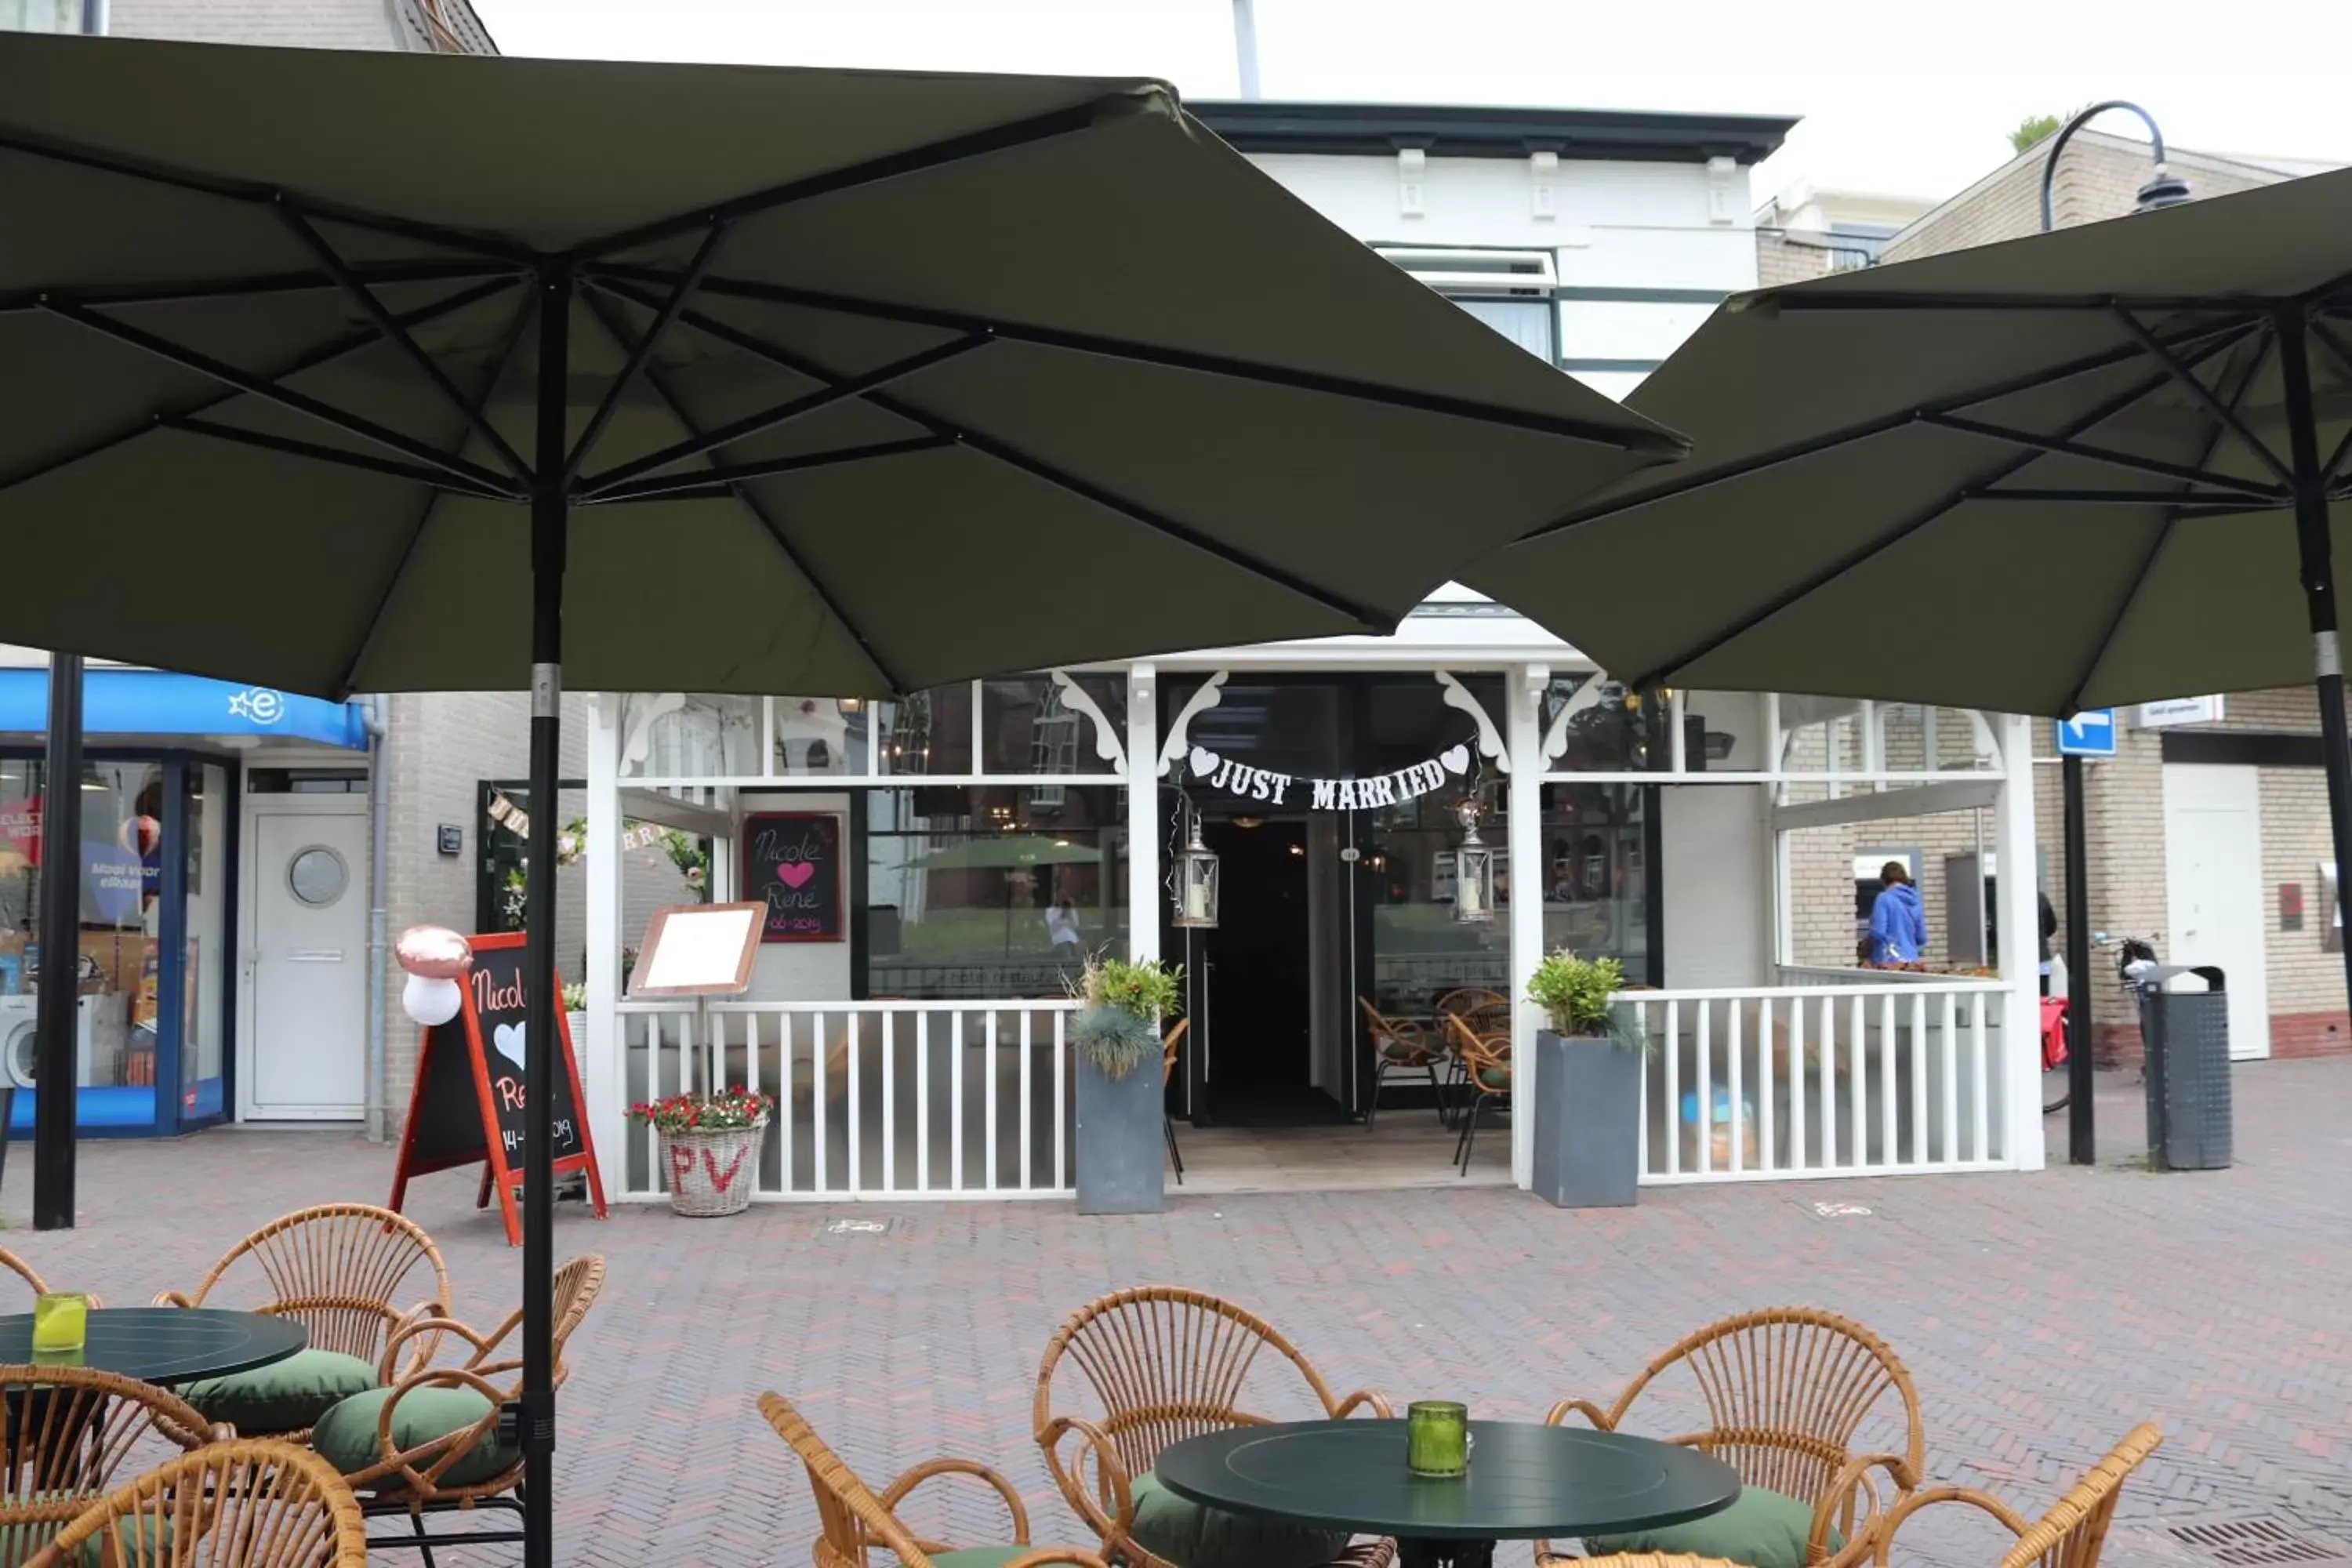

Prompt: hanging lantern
xmin=1452 ymin=797 xmax=1495 ymax=924
xmin=1172 ymin=808 xmax=1220 ymax=929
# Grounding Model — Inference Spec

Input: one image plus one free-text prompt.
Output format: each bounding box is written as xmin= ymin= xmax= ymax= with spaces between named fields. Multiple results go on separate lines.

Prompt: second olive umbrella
xmin=0 ymin=32 xmax=1682 ymax=1566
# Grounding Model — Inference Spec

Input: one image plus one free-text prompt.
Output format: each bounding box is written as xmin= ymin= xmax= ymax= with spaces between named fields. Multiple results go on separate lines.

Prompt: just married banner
xmin=1185 ymin=740 xmax=1474 ymax=811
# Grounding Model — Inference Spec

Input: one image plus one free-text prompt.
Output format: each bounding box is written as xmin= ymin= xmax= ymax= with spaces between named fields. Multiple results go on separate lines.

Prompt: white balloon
xmin=402 ymin=973 xmax=463 ymax=1028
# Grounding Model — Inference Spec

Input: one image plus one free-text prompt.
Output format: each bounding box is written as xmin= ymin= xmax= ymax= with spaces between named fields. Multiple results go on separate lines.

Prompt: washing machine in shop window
xmin=0 ymin=994 xmax=98 ymax=1088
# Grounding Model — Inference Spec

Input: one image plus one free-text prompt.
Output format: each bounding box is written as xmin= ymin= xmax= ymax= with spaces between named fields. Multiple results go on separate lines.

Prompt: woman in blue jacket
xmin=1869 ymin=860 xmax=1927 ymax=967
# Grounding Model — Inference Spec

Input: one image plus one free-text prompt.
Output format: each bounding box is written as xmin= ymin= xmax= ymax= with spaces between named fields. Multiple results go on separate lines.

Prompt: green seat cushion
xmin=1588 ymin=1484 xmax=1840 ymax=1568
xmin=1476 ymin=1065 xmax=1512 ymax=1088
xmin=929 ymin=1550 xmax=1033 ymax=1568
xmin=180 ymin=1347 xmax=379 ymax=1435
xmin=312 ymin=1385 xmax=519 ymax=1489
xmin=1129 ymin=1470 xmax=1352 ymax=1568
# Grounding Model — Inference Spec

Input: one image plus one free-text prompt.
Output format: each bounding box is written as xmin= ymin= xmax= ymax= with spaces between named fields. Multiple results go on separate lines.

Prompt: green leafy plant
xmin=1069 ymin=952 xmax=1183 ymax=1079
xmin=561 ymin=981 xmax=586 ymax=1012
xmin=1526 ymin=949 xmax=1641 ymax=1048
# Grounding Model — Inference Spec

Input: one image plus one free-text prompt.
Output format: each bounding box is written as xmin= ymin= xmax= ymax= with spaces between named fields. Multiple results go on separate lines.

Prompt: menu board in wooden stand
xmin=630 ymin=903 xmax=764 ymax=1097
xmin=388 ymin=932 xmax=608 ymax=1246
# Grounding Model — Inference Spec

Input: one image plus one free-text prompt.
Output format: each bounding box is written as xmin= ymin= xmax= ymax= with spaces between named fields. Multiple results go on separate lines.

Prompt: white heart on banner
xmin=1189 ymin=746 xmax=1221 ymax=778
xmin=1441 ymin=745 xmax=1471 ymax=775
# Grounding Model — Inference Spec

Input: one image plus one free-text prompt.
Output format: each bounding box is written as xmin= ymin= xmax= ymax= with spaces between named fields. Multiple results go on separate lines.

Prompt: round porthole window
xmin=288 ymin=846 xmax=349 ymax=908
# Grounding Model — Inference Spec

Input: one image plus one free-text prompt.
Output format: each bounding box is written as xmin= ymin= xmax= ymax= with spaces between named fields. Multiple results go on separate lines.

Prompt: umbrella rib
xmin=2065 ymin=330 xmax=2276 ymax=714
xmin=563 ymin=226 xmax=730 ymax=482
xmin=2305 ymin=320 xmax=2352 ymax=485
xmin=334 ymin=292 xmax=541 ymax=700
xmin=575 ymin=287 xmax=909 ymax=694
xmin=587 ymin=276 xmax=1397 ymax=630
xmin=574 ymin=333 xmax=992 ymax=499
xmin=162 ymin=414 xmax=510 ymax=501
xmin=0 ymin=127 xmax=536 ymax=264
xmin=0 ymin=260 xmax=515 ymax=315
xmin=38 ymin=297 xmax=523 ymax=500
xmin=273 ymin=204 xmax=532 ymax=482
xmin=568 ymin=96 xmax=1130 ymax=262
xmin=0 ymin=275 xmax=517 ymax=502
xmin=1965 ymin=487 xmax=2285 ymax=510
xmin=1506 ymin=314 xmax=2261 ymax=546
xmin=1919 ymin=412 xmax=2281 ymax=498
xmin=588 ymin=435 xmax=954 ymax=503
xmin=585 ymin=263 xmax=1686 ymax=455
xmin=2114 ymin=307 xmax=2294 ymax=488
xmin=1624 ymin=333 xmax=2248 ymax=690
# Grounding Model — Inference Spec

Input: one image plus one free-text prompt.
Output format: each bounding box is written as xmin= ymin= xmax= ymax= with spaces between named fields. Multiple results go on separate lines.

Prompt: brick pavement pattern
xmin=5 ymin=1062 xmax=2349 ymax=1567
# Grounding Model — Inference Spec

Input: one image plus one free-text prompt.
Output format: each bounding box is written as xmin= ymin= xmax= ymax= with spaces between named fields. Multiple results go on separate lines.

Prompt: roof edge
xmin=1189 ymin=100 xmax=1797 ymax=165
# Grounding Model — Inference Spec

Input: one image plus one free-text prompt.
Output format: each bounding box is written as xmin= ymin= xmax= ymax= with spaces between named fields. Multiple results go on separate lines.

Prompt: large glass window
xmin=876 ymin=686 xmax=973 ymax=775
xmin=771 ymin=696 xmax=868 ymax=776
xmin=1540 ymin=782 xmax=1649 ymax=977
xmin=980 ymin=676 xmax=1123 ymax=775
xmin=0 ymin=0 xmax=83 ymax=30
xmin=617 ymin=693 xmax=759 ymax=778
xmin=1366 ymin=788 xmax=1510 ymax=1014
xmin=864 ymin=785 xmax=1125 ymax=999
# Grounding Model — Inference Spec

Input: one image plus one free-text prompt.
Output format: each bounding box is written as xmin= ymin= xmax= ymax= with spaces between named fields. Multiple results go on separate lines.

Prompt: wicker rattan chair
xmin=1537 ymin=1308 xmax=1925 ymax=1568
xmin=1443 ymin=1014 xmax=1511 ymax=1174
xmin=154 ymin=1203 xmax=450 ymax=1441
xmin=313 ymin=1253 xmax=603 ymax=1556
xmin=0 ymin=1247 xmax=100 ymax=1309
xmin=1162 ymin=1019 xmax=1189 ymax=1185
xmin=1359 ymin=999 xmax=1445 ymax=1131
xmin=1818 ymin=1425 xmax=2161 ymax=1568
xmin=761 ymin=1391 xmax=1111 ymax=1568
xmin=26 ymin=1439 xmax=368 ymax=1567
xmin=0 ymin=1365 xmax=221 ymax=1564
xmin=1035 ymin=1286 xmax=1396 ymax=1568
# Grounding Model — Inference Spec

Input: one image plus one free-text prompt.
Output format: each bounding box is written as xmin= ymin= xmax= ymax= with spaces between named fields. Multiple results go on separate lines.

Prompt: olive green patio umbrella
xmin=1461 ymin=163 xmax=2352 ymax=1021
xmin=0 ymin=31 xmax=1682 ymax=1566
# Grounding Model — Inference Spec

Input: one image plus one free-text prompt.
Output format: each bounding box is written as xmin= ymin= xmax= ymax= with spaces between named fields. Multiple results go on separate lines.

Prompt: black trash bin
xmin=2138 ymin=964 xmax=2230 ymax=1170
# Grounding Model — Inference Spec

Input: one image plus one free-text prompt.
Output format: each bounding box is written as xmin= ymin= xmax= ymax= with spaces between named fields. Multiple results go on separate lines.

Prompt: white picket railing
xmin=1617 ymin=982 xmax=2013 ymax=1183
xmin=615 ymin=999 xmax=1079 ymax=1201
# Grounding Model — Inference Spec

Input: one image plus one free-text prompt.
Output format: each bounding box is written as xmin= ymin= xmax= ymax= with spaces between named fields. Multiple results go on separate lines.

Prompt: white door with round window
xmin=240 ymin=802 xmax=369 ymax=1119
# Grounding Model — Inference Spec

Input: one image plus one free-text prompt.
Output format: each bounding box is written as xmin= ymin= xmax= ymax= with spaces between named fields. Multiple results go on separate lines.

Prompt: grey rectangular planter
xmin=1530 ymin=1029 xmax=1641 ymax=1208
xmin=1075 ymin=1051 xmax=1166 ymax=1214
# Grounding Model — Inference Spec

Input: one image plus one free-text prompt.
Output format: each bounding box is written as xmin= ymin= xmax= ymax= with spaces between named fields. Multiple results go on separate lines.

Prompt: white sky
xmin=472 ymin=0 xmax=2352 ymax=209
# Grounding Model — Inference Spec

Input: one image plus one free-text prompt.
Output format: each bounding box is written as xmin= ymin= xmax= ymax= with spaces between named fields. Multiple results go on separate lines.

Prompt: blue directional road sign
xmin=2055 ymin=710 xmax=2118 ymax=757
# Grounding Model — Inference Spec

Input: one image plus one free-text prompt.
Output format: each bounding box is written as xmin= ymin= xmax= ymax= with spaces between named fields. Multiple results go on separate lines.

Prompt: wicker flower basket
xmin=659 ymin=1116 xmax=768 ymax=1218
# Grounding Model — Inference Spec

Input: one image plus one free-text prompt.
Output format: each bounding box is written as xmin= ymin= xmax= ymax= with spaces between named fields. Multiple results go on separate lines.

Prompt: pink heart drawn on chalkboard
xmin=776 ymin=861 xmax=815 ymax=889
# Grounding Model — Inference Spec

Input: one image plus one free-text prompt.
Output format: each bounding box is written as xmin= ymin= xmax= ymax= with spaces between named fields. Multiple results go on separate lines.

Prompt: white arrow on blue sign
xmin=2055 ymin=709 xmax=2118 ymax=757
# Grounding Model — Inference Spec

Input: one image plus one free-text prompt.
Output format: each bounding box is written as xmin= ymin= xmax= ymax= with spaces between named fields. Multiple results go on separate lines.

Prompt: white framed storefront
xmin=577 ymin=606 xmax=2045 ymax=1203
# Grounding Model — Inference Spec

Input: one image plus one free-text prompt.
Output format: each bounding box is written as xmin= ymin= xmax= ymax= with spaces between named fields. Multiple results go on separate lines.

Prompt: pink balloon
xmin=395 ymin=924 xmax=473 ymax=979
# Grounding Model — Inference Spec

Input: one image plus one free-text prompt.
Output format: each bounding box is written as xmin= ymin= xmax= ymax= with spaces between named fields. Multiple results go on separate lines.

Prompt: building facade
xmin=573 ymin=103 xmax=2052 ymax=1206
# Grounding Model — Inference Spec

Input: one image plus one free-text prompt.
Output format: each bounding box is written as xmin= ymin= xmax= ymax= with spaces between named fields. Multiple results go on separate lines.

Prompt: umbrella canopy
xmin=1465 ymin=165 xmax=2352 ymax=714
xmin=0 ymin=34 xmax=1680 ymax=699
xmin=0 ymin=34 xmax=1681 ymax=1568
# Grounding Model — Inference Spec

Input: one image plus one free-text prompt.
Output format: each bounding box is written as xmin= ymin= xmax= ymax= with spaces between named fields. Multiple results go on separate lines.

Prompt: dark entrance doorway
xmin=1199 ymin=818 xmax=1338 ymax=1125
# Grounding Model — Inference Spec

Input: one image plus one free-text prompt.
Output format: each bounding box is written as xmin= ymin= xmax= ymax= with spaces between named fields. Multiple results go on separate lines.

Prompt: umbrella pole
xmin=2276 ymin=307 xmax=2352 ymax=1019
xmin=515 ymin=266 xmax=572 ymax=1568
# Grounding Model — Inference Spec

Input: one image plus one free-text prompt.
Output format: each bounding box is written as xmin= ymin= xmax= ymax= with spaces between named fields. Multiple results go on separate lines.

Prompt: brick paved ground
xmin=5 ymin=1061 xmax=2348 ymax=1568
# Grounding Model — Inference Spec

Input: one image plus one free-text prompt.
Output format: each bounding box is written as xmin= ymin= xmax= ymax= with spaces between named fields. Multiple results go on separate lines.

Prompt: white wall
xmin=1661 ymin=786 xmax=1771 ymax=989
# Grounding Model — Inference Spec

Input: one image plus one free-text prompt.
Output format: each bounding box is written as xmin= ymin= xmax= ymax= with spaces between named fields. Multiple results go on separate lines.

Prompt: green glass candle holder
xmin=31 ymin=1293 xmax=88 ymax=1355
xmin=1406 ymin=1401 xmax=1468 ymax=1479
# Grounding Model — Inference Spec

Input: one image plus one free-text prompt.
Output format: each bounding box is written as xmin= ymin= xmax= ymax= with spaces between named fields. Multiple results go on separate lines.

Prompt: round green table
xmin=0 ymin=1307 xmax=307 ymax=1385
xmin=1156 ymin=1418 xmax=1742 ymax=1568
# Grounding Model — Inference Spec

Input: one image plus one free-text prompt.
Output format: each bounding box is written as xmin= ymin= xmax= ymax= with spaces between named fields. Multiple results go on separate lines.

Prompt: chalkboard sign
xmin=742 ymin=812 xmax=844 ymax=943
xmin=388 ymin=932 xmax=606 ymax=1246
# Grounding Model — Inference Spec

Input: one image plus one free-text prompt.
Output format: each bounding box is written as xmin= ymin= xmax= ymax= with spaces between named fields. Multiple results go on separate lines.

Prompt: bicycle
xmin=2043 ymin=933 xmax=2158 ymax=1115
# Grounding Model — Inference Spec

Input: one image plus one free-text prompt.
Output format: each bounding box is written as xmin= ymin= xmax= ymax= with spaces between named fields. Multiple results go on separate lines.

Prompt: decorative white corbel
xmin=619 ymin=691 xmax=688 ymax=771
xmin=1049 ymin=669 xmax=1127 ymax=772
xmin=1542 ymin=677 xmax=1608 ymax=764
xmin=1435 ymin=670 xmax=1508 ymax=773
xmin=1397 ymin=147 xmax=1427 ymax=218
xmin=1530 ymin=150 xmax=1559 ymax=219
xmin=1156 ymin=671 xmax=1229 ymax=776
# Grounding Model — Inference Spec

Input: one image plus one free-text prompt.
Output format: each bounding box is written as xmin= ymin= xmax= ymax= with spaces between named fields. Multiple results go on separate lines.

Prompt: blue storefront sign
xmin=0 ymin=668 xmax=367 ymax=749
